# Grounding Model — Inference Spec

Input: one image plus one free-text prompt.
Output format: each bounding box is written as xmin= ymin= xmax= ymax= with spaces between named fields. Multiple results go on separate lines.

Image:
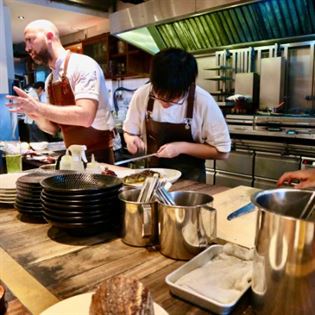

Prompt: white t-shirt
xmin=123 ymin=83 xmax=231 ymax=153
xmin=46 ymin=50 xmax=115 ymax=131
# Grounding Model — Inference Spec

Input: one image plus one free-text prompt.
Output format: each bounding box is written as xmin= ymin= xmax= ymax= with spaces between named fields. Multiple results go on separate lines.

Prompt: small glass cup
xmin=3 ymin=142 xmax=22 ymax=173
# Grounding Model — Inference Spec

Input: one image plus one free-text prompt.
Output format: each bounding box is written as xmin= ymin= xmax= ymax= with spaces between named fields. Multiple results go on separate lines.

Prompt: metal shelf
xmin=210 ymin=91 xmax=233 ymax=96
xmin=204 ymin=66 xmax=232 ymax=71
xmin=205 ymin=76 xmax=233 ymax=81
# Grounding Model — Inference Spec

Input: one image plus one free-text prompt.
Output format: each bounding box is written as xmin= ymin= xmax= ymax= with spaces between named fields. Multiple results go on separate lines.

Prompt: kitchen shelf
xmin=210 ymin=91 xmax=234 ymax=96
xmin=77 ymin=33 xmax=152 ymax=79
xmin=206 ymin=76 xmax=234 ymax=81
xmin=204 ymin=66 xmax=232 ymax=71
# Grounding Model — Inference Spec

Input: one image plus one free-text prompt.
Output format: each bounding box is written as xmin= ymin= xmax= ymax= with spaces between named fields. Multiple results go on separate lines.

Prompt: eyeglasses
xmin=150 ymin=91 xmax=187 ymax=106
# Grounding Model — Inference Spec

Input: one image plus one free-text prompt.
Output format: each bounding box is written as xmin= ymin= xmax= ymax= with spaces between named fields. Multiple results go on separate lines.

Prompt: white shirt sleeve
xmin=192 ymin=88 xmax=231 ymax=153
xmin=71 ymin=56 xmax=100 ymax=101
xmin=123 ymin=85 xmax=149 ymax=136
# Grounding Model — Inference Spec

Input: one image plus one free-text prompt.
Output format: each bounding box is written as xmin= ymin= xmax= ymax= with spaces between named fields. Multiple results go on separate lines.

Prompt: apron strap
xmin=186 ymin=82 xmax=195 ymax=119
xmin=146 ymin=97 xmax=154 ymax=119
xmin=62 ymin=51 xmax=71 ymax=79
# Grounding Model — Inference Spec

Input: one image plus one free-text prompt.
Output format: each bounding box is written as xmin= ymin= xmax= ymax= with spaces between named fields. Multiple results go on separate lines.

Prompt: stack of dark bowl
xmin=40 ymin=173 xmax=122 ymax=233
xmin=15 ymin=170 xmax=74 ymax=219
xmin=15 ymin=171 xmax=52 ymax=219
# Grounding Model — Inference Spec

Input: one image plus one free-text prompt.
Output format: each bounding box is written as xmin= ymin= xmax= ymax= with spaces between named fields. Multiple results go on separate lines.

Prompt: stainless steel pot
xmin=119 ymin=188 xmax=158 ymax=247
xmin=158 ymin=191 xmax=216 ymax=260
xmin=251 ymin=188 xmax=315 ymax=315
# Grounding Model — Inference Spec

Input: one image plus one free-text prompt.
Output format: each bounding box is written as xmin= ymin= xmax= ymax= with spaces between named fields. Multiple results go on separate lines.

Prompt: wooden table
xmin=0 ymin=179 xmax=254 ymax=315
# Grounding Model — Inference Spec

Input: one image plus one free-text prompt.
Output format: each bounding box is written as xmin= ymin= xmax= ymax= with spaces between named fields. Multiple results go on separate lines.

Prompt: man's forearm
xmin=37 ymin=100 xmax=98 ymax=127
xmin=35 ymin=116 xmax=59 ymax=135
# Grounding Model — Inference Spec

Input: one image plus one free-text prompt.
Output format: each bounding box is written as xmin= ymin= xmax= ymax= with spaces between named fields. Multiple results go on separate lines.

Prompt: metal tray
xmin=165 ymin=244 xmax=251 ymax=315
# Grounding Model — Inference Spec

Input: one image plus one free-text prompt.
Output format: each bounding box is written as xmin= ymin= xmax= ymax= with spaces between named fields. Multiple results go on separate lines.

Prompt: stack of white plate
xmin=0 ymin=173 xmax=24 ymax=204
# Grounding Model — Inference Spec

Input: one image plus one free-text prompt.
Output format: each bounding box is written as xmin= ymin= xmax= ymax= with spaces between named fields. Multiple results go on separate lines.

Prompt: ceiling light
xmin=18 ymin=16 xmax=25 ymax=20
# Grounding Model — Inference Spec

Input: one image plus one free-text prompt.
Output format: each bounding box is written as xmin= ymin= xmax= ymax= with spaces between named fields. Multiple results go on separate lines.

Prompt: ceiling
xmin=4 ymin=0 xmax=111 ymax=44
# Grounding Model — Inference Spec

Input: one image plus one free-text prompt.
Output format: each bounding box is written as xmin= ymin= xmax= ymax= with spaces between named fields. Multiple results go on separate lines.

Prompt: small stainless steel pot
xmin=158 ymin=191 xmax=216 ymax=260
xmin=119 ymin=188 xmax=158 ymax=247
xmin=251 ymin=188 xmax=315 ymax=315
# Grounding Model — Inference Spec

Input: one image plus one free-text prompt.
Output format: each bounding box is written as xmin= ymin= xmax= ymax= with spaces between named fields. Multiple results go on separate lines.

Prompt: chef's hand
xmin=277 ymin=169 xmax=315 ymax=189
xmin=124 ymin=133 xmax=145 ymax=155
xmin=157 ymin=142 xmax=183 ymax=158
xmin=6 ymin=86 xmax=40 ymax=115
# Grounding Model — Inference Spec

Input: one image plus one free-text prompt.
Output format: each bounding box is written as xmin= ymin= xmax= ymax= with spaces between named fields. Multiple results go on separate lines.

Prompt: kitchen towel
xmin=175 ymin=243 xmax=253 ymax=304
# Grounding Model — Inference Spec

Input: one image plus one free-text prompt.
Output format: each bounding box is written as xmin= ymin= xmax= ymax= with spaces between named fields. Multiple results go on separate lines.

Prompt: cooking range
xmin=226 ymin=114 xmax=315 ymax=141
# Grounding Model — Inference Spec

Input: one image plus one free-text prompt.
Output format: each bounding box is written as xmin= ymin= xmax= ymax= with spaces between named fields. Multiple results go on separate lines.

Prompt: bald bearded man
xmin=6 ymin=19 xmax=116 ymax=163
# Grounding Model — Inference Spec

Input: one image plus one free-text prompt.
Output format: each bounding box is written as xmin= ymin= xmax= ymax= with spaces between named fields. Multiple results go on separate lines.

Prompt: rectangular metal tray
xmin=165 ymin=244 xmax=251 ymax=315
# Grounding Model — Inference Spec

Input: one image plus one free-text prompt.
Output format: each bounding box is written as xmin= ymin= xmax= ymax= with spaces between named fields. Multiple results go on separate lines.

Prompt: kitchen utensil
xmin=119 ymin=188 xmax=158 ymax=246
xmin=300 ymin=191 xmax=315 ymax=219
xmin=158 ymin=191 xmax=216 ymax=260
xmin=137 ymin=174 xmax=159 ymax=203
xmin=227 ymin=202 xmax=255 ymax=220
xmin=114 ymin=153 xmax=156 ymax=166
xmin=251 ymin=188 xmax=315 ymax=315
xmin=155 ymin=186 xmax=175 ymax=205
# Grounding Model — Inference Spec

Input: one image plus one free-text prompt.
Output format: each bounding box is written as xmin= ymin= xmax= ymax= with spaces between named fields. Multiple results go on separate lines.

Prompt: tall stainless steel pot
xmin=158 ymin=191 xmax=216 ymax=260
xmin=119 ymin=189 xmax=158 ymax=247
xmin=251 ymin=188 xmax=315 ymax=315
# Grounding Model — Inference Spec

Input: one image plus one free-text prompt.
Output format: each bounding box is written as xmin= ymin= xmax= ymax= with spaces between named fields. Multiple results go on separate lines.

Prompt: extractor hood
xmin=110 ymin=0 xmax=315 ymax=55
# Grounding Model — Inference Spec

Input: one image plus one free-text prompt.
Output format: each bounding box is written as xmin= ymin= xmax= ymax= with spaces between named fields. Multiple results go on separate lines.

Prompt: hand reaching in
xmin=277 ymin=169 xmax=315 ymax=189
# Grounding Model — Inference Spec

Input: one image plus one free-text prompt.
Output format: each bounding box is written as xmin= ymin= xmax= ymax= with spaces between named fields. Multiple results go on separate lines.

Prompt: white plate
xmin=0 ymin=173 xmax=24 ymax=190
xmin=40 ymin=292 xmax=168 ymax=315
xmin=30 ymin=141 xmax=48 ymax=151
xmin=0 ymin=190 xmax=16 ymax=198
xmin=0 ymin=195 xmax=16 ymax=200
xmin=116 ymin=168 xmax=182 ymax=187
xmin=0 ymin=199 xmax=16 ymax=204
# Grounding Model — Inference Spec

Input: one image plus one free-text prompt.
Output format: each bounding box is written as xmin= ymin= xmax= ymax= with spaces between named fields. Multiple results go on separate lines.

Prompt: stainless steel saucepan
xmin=251 ymin=188 xmax=315 ymax=315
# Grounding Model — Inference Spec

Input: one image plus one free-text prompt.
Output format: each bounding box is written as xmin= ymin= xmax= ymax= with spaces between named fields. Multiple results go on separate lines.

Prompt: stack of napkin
xmin=175 ymin=243 xmax=253 ymax=304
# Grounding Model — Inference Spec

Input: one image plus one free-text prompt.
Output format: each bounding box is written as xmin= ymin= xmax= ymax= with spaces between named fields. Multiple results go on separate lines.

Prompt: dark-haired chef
xmin=123 ymin=48 xmax=231 ymax=182
xmin=6 ymin=19 xmax=115 ymax=163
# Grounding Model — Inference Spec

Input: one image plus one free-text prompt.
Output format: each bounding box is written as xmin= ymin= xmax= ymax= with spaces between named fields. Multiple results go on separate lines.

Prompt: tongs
xmin=137 ymin=173 xmax=160 ymax=203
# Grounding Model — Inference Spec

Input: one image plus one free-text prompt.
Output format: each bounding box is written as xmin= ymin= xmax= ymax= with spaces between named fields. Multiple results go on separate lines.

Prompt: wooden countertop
xmin=0 ymin=178 xmax=256 ymax=315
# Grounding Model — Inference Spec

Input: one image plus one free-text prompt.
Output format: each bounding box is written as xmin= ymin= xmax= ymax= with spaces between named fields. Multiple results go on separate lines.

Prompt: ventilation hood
xmin=110 ymin=0 xmax=315 ymax=55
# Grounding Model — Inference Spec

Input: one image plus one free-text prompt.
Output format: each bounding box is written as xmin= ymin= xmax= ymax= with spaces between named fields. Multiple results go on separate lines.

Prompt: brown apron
xmin=145 ymin=83 xmax=206 ymax=182
xmin=47 ymin=52 xmax=114 ymax=163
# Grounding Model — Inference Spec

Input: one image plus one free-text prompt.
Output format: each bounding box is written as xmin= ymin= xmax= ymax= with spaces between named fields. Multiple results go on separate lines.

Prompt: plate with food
xmin=40 ymin=292 xmax=168 ymax=315
xmin=40 ymin=276 xmax=168 ymax=315
xmin=116 ymin=168 xmax=182 ymax=187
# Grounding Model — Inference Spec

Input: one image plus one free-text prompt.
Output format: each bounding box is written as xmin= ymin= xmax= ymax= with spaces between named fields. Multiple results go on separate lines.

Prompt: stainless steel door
xmin=216 ymin=150 xmax=254 ymax=175
xmin=215 ymin=171 xmax=252 ymax=188
xmin=254 ymin=152 xmax=300 ymax=180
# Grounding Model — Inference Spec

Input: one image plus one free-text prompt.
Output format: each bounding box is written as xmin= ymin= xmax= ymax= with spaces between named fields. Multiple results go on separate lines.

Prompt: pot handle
xmin=141 ymin=204 xmax=152 ymax=238
xmin=200 ymin=205 xmax=216 ymax=246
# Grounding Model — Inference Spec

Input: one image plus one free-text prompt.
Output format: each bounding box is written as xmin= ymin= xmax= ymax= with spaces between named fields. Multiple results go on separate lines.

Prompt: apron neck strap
xmin=186 ymin=82 xmax=195 ymax=119
xmin=62 ymin=51 xmax=72 ymax=79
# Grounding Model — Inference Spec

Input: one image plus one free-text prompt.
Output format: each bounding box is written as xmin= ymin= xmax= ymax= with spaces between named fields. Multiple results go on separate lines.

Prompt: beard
xmin=30 ymin=46 xmax=51 ymax=66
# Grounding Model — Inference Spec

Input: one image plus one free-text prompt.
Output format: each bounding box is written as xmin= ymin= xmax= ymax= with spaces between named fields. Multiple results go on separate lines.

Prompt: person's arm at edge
xmin=157 ymin=141 xmax=229 ymax=160
xmin=277 ymin=169 xmax=315 ymax=189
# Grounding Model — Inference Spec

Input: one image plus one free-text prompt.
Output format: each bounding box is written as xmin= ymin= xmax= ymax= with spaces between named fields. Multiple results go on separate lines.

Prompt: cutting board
xmin=213 ymin=185 xmax=260 ymax=249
